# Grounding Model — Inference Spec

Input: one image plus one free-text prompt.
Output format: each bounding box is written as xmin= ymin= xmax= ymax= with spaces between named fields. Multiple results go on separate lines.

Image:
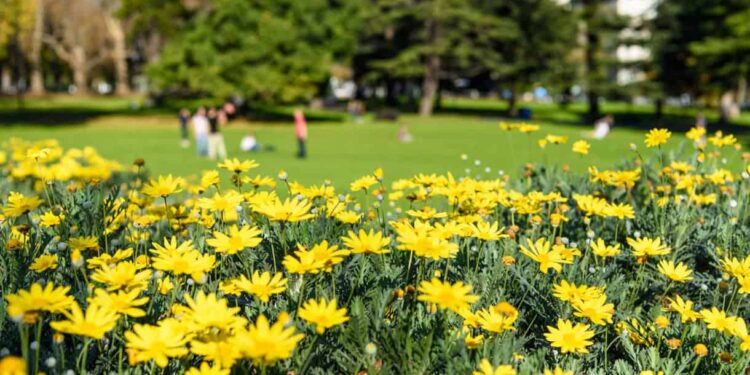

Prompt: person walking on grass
xmin=192 ymin=107 xmax=209 ymax=156
xmin=179 ymin=108 xmax=191 ymax=148
xmin=294 ymin=108 xmax=308 ymax=158
xmin=207 ymin=107 xmax=228 ymax=160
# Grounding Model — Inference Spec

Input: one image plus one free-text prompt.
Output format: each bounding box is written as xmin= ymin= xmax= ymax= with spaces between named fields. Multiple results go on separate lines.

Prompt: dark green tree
xmin=484 ymin=0 xmax=577 ymax=115
xmin=358 ymin=0 xmax=510 ymax=116
xmin=147 ymin=0 xmax=363 ymax=102
xmin=576 ymin=0 xmax=628 ymax=120
xmin=690 ymin=4 xmax=750 ymax=107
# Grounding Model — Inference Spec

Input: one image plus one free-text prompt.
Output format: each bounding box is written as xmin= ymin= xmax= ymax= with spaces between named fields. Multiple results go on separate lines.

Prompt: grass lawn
xmin=0 ymin=96 xmax=744 ymax=188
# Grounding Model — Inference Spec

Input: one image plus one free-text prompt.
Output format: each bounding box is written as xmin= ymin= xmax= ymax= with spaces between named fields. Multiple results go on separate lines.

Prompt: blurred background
xmin=1 ymin=0 xmax=749 ymax=184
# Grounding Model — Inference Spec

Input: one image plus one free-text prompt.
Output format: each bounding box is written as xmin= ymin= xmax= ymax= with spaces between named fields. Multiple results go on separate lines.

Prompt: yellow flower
xmin=218 ymin=158 xmax=258 ymax=174
xmin=50 ymin=302 xmax=119 ymax=339
xmin=67 ymin=235 xmax=99 ymax=252
xmin=544 ymin=319 xmax=595 ymax=353
xmin=572 ymin=294 xmax=614 ymax=325
xmin=644 ymin=128 xmax=671 ymax=147
xmin=700 ymin=307 xmax=743 ymax=335
xmin=350 ymin=175 xmax=378 ymax=192
xmin=92 ymin=288 xmax=149 ymax=318
xmin=464 ymin=333 xmax=484 ymax=349
xmin=39 ymin=210 xmax=64 ymax=227
xmin=397 ymin=228 xmax=458 ymax=260
xmin=86 ymin=248 xmax=133 ymax=269
xmin=151 ymin=237 xmax=215 ymax=281
xmin=417 ymin=278 xmax=480 ymax=313
xmin=157 ymin=276 xmax=174 ymax=295
xmin=91 ymin=261 xmax=152 ymax=291
xmin=189 ymin=337 xmax=243 ymax=369
xmin=627 ymin=237 xmax=670 ymax=258
xmin=686 ymin=127 xmax=706 ymax=141
xmin=657 ymin=260 xmax=693 ymax=282
xmin=200 ymin=170 xmax=221 ymax=189
xmin=472 ymin=359 xmax=516 ymax=375
xmin=341 ymin=229 xmax=391 ymax=255
xmin=518 ymin=124 xmax=539 ymax=133
xmin=236 ymin=312 xmax=304 ymax=366
xmin=590 ymin=238 xmax=620 ymax=257
xmin=298 ymin=298 xmax=350 ymax=334
xmin=252 ymin=198 xmax=314 ymax=222
xmin=185 ymin=362 xmax=230 ymax=375
xmin=125 ymin=319 xmax=189 ymax=367
xmin=30 ymin=253 xmax=58 ymax=273
xmin=3 ymin=192 xmax=44 ymax=218
xmin=0 ymin=356 xmax=26 ymax=375
xmin=666 ymin=295 xmax=699 ymax=323
xmin=476 ymin=306 xmax=518 ymax=333
xmin=545 ymin=134 xmax=568 ymax=144
xmin=572 ymin=140 xmax=590 ymax=155
xmin=693 ymin=343 xmax=708 ymax=357
xmin=181 ymin=292 xmax=244 ymax=333
xmin=5 ymin=283 xmax=75 ymax=323
xmin=654 ymin=315 xmax=669 ymax=329
xmin=142 ymin=175 xmax=184 ymax=198
xmin=228 ymin=271 xmax=287 ymax=303
xmin=206 ymin=225 xmax=262 ymax=255
xmin=283 ymin=247 xmax=327 ymax=275
xmin=470 ymin=221 xmax=506 ymax=241
xmin=552 ymin=280 xmax=604 ymax=303
xmin=604 ymin=202 xmax=635 ymax=219
xmin=519 ymin=237 xmax=570 ymax=274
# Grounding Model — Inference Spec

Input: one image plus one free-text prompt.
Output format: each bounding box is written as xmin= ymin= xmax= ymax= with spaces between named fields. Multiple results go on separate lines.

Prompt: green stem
xmin=299 ymin=334 xmax=321 ymax=373
xmin=297 ymin=275 xmax=307 ymax=311
xmin=33 ymin=321 xmax=42 ymax=374
xmin=19 ymin=324 xmax=29 ymax=375
xmin=347 ymin=255 xmax=366 ymax=305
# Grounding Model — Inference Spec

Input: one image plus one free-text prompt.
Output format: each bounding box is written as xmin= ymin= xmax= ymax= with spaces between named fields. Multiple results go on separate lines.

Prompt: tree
xmin=690 ymin=4 xmax=750 ymax=107
xmin=43 ymin=0 xmax=110 ymax=94
xmin=98 ymin=0 xmax=131 ymax=95
xmin=148 ymin=0 xmax=363 ymax=102
xmin=0 ymin=0 xmax=36 ymax=94
xmin=119 ymin=0 xmax=194 ymax=65
xmin=28 ymin=0 xmax=44 ymax=94
xmin=360 ymin=0 xmax=507 ymax=116
xmin=485 ymin=0 xmax=577 ymax=115
xmin=576 ymin=0 xmax=628 ymax=120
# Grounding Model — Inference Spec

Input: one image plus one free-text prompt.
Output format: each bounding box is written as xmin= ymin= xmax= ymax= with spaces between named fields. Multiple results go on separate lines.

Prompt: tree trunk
xmin=738 ymin=75 xmax=747 ymax=109
xmin=1 ymin=65 xmax=11 ymax=94
xmin=72 ymin=46 xmax=88 ymax=94
xmin=508 ymin=84 xmax=518 ymax=117
xmin=654 ymin=98 xmax=663 ymax=121
xmin=104 ymin=15 xmax=130 ymax=95
xmin=587 ymin=91 xmax=599 ymax=121
xmin=29 ymin=0 xmax=45 ymax=95
xmin=419 ymin=53 xmax=440 ymax=117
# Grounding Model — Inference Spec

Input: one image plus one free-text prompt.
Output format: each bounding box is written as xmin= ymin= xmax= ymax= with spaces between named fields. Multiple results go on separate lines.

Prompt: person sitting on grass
xmin=592 ymin=114 xmax=613 ymax=140
xmin=241 ymin=131 xmax=260 ymax=152
xmin=398 ymin=123 xmax=413 ymax=143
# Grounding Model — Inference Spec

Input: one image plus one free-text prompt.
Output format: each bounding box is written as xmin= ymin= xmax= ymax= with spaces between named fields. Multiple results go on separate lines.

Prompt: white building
xmin=555 ymin=0 xmax=657 ymax=85
xmin=615 ymin=0 xmax=657 ymax=85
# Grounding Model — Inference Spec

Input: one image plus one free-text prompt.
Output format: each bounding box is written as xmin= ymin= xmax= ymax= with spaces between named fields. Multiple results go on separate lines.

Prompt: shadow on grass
xmin=0 ymin=100 xmax=347 ymax=127
xmin=437 ymin=102 xmax=750 ymax=135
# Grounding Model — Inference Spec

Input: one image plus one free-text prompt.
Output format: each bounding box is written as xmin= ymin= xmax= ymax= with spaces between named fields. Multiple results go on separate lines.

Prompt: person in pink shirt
xmin=294 ymin=108 xmax=308 ymax=158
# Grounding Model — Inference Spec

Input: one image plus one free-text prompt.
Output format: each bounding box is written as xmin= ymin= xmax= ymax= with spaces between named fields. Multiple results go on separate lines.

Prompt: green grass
xmin=0 ymin=96 xmax=745 ymax=188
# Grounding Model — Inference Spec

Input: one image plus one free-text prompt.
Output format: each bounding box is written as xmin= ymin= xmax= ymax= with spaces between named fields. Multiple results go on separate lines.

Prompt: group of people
xmin=179 ymin=105 xmax=232 ymax=160
xmin=178 ymin=106 xmax=309 ymax=159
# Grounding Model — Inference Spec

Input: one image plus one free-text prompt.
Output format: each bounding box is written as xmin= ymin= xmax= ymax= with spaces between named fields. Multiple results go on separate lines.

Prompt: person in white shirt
xmin=592 ymin=114 xmax=613 ymax=140
xmin=241 ymin=131 xmax=260 ymax=152
xmin=192 ymin=107 xmax=210 ymax=156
